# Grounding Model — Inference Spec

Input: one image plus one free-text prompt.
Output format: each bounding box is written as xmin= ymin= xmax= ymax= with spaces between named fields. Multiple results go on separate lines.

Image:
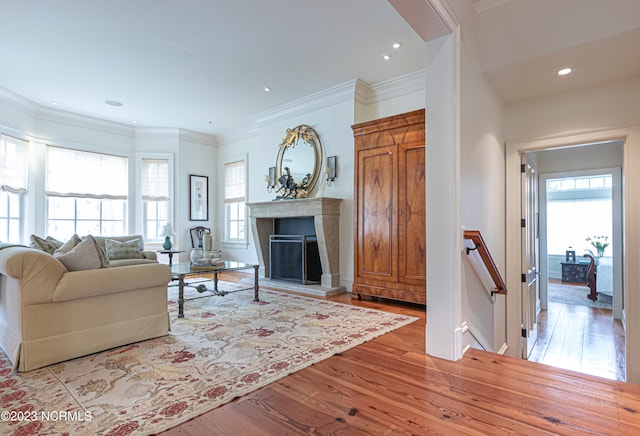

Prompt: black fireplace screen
xmin=269 ymin=234 xmax=321 ymax=284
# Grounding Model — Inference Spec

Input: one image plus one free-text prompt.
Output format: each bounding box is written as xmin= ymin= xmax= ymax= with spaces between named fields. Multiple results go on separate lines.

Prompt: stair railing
xmin=463 ymin=230 xmax=507 ymax=296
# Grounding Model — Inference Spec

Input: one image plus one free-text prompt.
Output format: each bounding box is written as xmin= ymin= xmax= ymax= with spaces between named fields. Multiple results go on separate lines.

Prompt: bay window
xmin=224 ymin=157 xmax=247 ymax=243
xmin=140 ymin=156 xmax=171 ymax=242
xmin=0 ymin=134 xmax=28 ymax=243
xmin=46 ymin=147 xmax=128 ymax=239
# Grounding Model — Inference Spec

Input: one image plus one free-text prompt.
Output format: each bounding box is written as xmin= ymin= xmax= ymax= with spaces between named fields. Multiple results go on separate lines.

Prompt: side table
xmin=157 ymin=249 xmax=184 ymax=265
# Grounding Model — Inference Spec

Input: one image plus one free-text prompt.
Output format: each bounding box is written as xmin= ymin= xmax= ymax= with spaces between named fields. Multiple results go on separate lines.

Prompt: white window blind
xmin=0 ymin=134 xmax=29 ymax=193
xmin=224 ymin=160 xmax=245 ymax=202
xmin=46 ymin=147 xmax=128 ymax=198
xmin=142 ymin=158 xmax=169 ymax=201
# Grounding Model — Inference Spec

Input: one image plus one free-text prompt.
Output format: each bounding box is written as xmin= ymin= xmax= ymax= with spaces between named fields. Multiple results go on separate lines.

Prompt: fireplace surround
xmin=247 ymin=197 xmax=344 ymax=296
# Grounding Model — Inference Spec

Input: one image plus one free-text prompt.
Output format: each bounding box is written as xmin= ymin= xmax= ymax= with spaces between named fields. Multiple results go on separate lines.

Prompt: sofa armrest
xmin=0 ymin=246 xmax=67 ymax=305
xmin=52 ymin=263 xmax=171 ymax=302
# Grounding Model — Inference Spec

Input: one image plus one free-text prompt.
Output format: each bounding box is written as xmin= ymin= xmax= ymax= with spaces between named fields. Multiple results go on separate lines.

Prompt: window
xmin=0 ymin=134 xmax=28 ymax=242
xmin=546 ymin=175 xmax=613 ymax=255
xmin=140 ymin=156 xmax=171 ymax=242
xmin=224 ymin=158 xmax=246 ymax=243
xmin=46 ymin=147 xmax=128 ymax=239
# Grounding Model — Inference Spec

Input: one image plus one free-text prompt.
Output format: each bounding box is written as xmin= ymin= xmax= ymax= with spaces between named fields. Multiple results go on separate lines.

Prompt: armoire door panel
xmin=399 ymin=143 xmax=426 ymax=283
xmin=357 ymin=146 xmax=396 ymax=281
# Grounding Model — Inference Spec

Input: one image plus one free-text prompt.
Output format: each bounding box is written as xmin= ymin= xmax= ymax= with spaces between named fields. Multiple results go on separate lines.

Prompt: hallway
xmin=528 ymin=294 xmax=625 ymax=381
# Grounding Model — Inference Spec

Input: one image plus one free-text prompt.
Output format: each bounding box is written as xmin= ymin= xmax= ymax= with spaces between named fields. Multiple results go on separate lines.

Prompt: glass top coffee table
xmin=170 ymin=261 xmax=260 ymax=318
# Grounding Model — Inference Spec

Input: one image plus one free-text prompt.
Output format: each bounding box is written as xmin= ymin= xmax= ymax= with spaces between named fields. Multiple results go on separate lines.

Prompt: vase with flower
xmin=586 ymin=235 xmax=609 ymax=258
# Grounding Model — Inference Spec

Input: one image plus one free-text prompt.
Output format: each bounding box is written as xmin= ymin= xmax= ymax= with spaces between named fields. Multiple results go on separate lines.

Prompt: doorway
xmin=530 ymin=164 xmax=625 ymax=381
xmin=504 ymin=129 xmax=640 ymax=383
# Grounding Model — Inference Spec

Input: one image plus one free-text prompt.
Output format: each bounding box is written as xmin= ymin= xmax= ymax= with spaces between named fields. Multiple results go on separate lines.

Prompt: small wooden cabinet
xmin=561 ymin=261 xmax=590 ymax=284
xmin=351 ymin=109 xmax=426 ymax=304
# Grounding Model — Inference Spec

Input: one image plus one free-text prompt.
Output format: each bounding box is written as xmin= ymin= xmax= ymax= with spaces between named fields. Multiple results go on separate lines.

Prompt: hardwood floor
xmin=528 ymin=299 xmax=625 ymax=381
xmin=161 ymin=278 xmax=640 ymax=435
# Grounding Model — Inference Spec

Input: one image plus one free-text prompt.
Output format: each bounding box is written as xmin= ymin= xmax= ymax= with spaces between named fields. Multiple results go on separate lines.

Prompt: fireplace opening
xmin=269 ymin=234 xmax=321 ymax=284
xmin=269 ymin=217 xmax=322 ymax=284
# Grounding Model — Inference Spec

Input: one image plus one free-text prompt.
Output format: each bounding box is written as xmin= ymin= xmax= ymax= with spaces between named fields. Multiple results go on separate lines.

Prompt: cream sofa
xmin=0 ymin=245 xmax=171 ymax=372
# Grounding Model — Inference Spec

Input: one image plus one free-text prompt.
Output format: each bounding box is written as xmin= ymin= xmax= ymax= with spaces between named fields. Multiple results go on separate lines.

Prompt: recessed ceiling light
xmin=263 ymin=86 xmax=271 ymax=92
xmin=557 ymin=67 xmax=573 ymax=76
xmin=105 ymin=100 xmax=123 ymax=107
xmin=392 ymin=42 xmax=403 ymax=49
xmin=131 ymin=120 xmax=137 ymax=124
xmin=382 ymin=54 xmax=392 ymax=61
xmin=50 ymin=101 xmax=60 ymax=106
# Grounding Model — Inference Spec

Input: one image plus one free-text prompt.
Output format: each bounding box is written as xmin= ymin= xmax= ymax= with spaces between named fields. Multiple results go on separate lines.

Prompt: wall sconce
xmin=326 ymin=155 xmax=337 ymax=186
xmin=266 ymin=166 xmax=276 ymax=193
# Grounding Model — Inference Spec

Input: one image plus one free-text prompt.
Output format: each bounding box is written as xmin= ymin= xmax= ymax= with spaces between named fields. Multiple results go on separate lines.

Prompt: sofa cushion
xmin=53 ymin=234 xmax=82 ymax=255
xmin=82 ymin=236 xmax=110 ymax=267
xmin=30 ymin=235 xmax=63 ymax=254
xmin=105 ymin=238 xmax=144 ymax=260
xmin=54 ymin=236 xmax=106 ymax=271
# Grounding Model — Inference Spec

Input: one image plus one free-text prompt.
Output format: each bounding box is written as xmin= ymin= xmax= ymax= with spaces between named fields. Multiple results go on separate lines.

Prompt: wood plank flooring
xmin=161 ymin=277 xmax=640 ymax=435
xmin=528 ymin=299 xmax=625 ymax=381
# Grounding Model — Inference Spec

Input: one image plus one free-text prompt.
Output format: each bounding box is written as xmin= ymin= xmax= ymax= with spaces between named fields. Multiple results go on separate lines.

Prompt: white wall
xmin=506 ymin=74 xmax=640 ymax=142
xmin=459 ymin=21 xmax=507 ymax=352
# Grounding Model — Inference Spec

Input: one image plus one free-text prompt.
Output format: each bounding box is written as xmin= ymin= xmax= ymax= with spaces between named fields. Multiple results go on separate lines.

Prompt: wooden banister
xmin=463 ymin=230 xmax=507 ymax=295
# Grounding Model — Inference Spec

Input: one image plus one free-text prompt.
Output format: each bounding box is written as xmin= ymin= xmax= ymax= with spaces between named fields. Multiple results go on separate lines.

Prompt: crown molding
xmin=216 ymin=125 xmax=261 ymax=146
xmin=35 ymin=106 xmax=136 ymax=138
xmin=253 ymin=79 xmax=359 ymax=127
xmin=0 ymin=85 xmax=40 ymax=117
xmin=177 ymin=128 xmax=218 ymax=146
xmin=366 ymin=70 xmax=425 ymax=105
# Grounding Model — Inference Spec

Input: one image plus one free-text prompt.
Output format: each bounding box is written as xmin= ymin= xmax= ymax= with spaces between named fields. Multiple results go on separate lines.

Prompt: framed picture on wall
xmin=189 ymin=174 xmax=208 ymax=221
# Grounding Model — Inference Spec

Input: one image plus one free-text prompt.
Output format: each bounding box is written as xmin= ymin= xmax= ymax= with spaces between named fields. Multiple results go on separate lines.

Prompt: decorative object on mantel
xmin=326 ymin=155 xmax=337 ymax=186
xmin=160 ymin=223 xmax=176 ymax=250
xmin=272 ymin=124 xmax=323 ymax=200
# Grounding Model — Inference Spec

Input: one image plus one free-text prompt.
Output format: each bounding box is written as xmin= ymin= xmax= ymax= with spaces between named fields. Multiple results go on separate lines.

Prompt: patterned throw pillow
xmin=105 ymin=238 xmax=144 ymax=260
xmin=54 ymin=236 xmax=105 ymax=271
xmin=30 ymin=235 xmax=63 ymax=254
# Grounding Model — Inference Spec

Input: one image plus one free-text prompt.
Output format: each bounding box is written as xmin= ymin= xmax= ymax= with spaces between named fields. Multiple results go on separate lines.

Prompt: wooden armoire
xmin=351 ymin=109 xmax=426 ymax=304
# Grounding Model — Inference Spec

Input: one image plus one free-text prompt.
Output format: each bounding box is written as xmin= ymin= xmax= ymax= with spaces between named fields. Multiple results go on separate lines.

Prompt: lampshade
xmin=160 ymin=224 xmax=176 ymax=237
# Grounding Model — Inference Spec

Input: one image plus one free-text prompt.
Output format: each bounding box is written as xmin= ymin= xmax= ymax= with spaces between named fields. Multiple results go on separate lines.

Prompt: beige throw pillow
xmin=53 ymin=234 xmax=82 ymax=255
xmin=105 ymin=238 xmax=144 ymax=260
xmin=54 ymin=235 xmax=105 ymax=271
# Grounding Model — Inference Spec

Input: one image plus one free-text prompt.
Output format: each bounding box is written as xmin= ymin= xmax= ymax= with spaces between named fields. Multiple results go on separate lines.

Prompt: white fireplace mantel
xmin=247 ymin=197 xmax=344 ymax=296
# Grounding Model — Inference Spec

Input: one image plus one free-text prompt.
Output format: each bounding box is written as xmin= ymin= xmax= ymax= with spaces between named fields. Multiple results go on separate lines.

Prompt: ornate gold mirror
xmin=275 ymin=125 xmax=323 ymax=198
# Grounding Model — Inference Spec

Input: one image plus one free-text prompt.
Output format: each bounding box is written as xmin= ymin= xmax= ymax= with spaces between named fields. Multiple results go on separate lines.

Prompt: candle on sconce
xmin=265 ymin=174 xmax=270 ymax=183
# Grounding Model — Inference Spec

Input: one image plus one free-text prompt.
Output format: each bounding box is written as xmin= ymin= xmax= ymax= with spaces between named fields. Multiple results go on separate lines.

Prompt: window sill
xmin=222 ymin=240 xmax=249 ymax=249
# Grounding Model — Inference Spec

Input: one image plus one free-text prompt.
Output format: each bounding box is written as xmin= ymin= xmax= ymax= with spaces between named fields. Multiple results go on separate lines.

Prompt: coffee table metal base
xmin=172 ymin=263 xmax=259 ymax=318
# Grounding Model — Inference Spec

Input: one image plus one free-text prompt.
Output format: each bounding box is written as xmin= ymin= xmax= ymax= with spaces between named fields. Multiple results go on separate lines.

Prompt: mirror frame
xmin=276 ymin=125 xmax=323 ymax=197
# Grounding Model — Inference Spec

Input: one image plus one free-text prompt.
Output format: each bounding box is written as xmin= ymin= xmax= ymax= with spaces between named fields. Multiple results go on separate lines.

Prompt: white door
xmin=521 ymin=154 xmax=540 ymax=358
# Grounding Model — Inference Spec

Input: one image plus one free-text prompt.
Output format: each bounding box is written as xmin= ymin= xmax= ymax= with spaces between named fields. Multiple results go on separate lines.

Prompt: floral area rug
xmin=0 ymin=284 xmax=417 ymax=435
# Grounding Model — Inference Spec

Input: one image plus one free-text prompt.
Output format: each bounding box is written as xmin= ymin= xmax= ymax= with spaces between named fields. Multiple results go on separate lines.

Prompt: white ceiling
xmin=1 ymin=0 xmax=639 ymax=137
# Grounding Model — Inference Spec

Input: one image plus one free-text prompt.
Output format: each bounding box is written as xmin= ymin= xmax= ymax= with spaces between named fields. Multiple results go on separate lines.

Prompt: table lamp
xmin=161 ymin=224 xmax=176 ymax=250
